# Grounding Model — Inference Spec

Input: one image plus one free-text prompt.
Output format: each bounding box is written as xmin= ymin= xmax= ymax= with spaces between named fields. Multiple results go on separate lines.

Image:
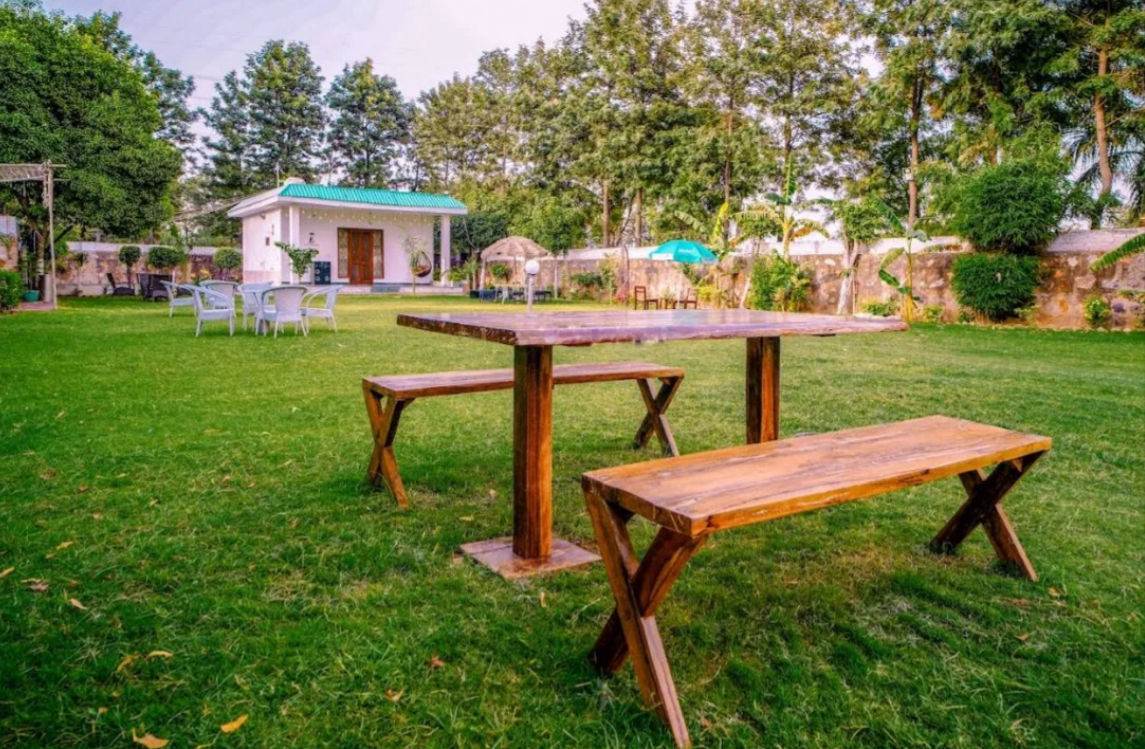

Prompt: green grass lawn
xmin=1 ymin=295 xmax=1143 ymax=748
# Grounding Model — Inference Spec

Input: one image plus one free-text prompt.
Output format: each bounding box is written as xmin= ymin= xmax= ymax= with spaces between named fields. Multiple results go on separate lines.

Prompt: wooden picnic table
xmin=397 ymin=308 xmax=907 ymax=577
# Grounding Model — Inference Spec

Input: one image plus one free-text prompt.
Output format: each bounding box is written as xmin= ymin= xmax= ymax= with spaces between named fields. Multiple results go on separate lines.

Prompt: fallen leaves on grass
xmin=220 ymin=714 xmax=248 ymax=733
xmin=1048 ymin=587 xmax=1061 ymax=598
xmin=0 ymin=567 xmax=13 ymax=579
xmin=68 ymin=598 xmax=87 ymax=610
xmin=385 ymin=688 xmax=404 ymax=703
xmin=147 ymin=651 xmax=174 ymax=660
xmin=24 ymin=579 xmax=48 ymax=592
xmin=40 ymin=469 xmax=57 ymax=481
xmin=539 ymin=591 xmax=547 ymax=608
xmin=116 ymin=655 xmax=137 ymax=674
xmin=92 ymin=512 xmax=103 ymax=521
xmin=131 ymin=731 xmax=168 ymax=748
xmin=1017 ymin=632 xmax=1031 ymax=642
xmin=55 ymin=541 xmax=73 ymax=550
xmin=429 ymin=656 xmax=446 ymax=670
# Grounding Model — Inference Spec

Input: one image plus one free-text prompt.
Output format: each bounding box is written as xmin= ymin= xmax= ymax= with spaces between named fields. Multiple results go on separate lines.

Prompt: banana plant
xmin=1092 ymin=232 xmax=1145 ymax=271
xmin=675 ymin=201 xmax=734 ymax=259
xmin=874 ymin=203 xmax=929 ymax=323
xmin=739 ymin=160 xmax=826 ymax=258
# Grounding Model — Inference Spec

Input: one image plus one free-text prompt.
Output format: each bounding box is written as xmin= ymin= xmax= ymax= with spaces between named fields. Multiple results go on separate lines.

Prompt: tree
xmin=750 ymin=0 xmax=861 ymax=189
xmin=72 ymin=11 xmax=197 ymax=154
xmin=413 ymin=75 xmax=500 ymax=189
xmin=681 ymin=0 xmax=772 ymax=232
xmin=826 ymin=196 xmax=890 ymax=314
xmin=326 ymin=60 xmax=412 ymax=188
xmin=866 ymin=0 xmax=952 ymax=227
xmin=940 ymin=0 xmax=1072 ymax=169
xmin=578 ymin=0 xmax=689 ymax=244
xmin=243 ymin=41 xmax=325 ymax=184
xmin=1053 ymin=0 xmax=1145 ymax=226
xmin=0 ymin=4 xmax=181 ymax=260
xmin=202 ymin=70 xmax=255 ymax=197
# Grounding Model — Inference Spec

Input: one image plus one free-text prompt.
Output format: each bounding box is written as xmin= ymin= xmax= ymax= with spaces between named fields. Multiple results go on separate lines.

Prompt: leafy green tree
xmin=72 ymin=11 xmax=197 ymax=152
xmin=826 ymin=196 xmax=891 ymax=314
xmin=245 ymin=41 xmax=325 ymax=183
xmin=326 ymin=60 xmax=411 ymax=188
xmin=938 ymin=0 xmax=1070 ymax=170
xmin=750 ymin=0 xmax=862 ymax=189
xmin=682 ymin=0 xmax=772 ymax=222
xmin=413 ymin=75 xmax=500 ymax=189
xmin=0 ymin=4 xmax=181 ymax=259
xmin=1053 ymin=0 xmax=1145 ymax=225
xmin=202 ymin=70 xmax=255 ymax=197
xmin=739 ymin=161 xmax=825 ymax=258
xmin=865 ymin=0 xmax=952 ymax=227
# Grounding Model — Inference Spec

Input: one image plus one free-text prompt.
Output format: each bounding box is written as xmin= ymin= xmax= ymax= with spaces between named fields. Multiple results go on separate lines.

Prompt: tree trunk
xmin=836 ymin=240 xmax=861 ymax=316
xmin=634 ymin=188 xmax=643 ymax=247
xmin=908 ymin=77 xmax=922 ymax=229
xmin=602 ymin=179 xmax=611 ymax=247
xmin=1093 ymin=46 xmax=1114 ymax=228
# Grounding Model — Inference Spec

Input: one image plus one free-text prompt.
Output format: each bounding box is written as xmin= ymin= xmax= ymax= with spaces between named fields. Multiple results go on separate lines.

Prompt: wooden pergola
xmin=0 ymin=162 xmax=62 ymax=310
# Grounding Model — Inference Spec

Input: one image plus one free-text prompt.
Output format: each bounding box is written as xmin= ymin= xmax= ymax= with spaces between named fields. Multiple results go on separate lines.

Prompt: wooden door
xmin=347 ymin=230 xmax=374 ymax=285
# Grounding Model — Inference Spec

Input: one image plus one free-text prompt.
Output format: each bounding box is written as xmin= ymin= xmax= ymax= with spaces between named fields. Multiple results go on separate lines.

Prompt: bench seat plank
xmin=583 ymin=415 xmax=1051 ymax=537
xmin=365 ymin=361 xmax=685 ymax=399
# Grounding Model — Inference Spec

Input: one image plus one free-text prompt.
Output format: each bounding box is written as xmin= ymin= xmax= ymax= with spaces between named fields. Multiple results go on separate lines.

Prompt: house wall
xmin=298 ymin=208 xmax=434 ymax=285
xmin=241 ymin=209 xmax=283 ymax=283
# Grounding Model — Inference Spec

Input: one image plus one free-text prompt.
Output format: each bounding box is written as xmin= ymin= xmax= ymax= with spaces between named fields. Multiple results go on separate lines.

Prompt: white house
xmin=228 ymin=179 xmax=467 ymax=286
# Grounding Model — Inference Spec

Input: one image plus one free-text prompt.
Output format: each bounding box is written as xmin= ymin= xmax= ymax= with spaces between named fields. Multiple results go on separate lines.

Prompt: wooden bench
xmin=580 ymin=415 xmax=1051 ymax=748
xmin=364 ymin=361 xmax=685 ymax=507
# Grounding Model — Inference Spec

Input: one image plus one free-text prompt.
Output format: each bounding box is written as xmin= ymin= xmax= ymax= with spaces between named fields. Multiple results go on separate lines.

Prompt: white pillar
xmin=287 ymin=206 xmax=301 ymax=283
xmin=439 ymin=215 xmax=451 ymax=284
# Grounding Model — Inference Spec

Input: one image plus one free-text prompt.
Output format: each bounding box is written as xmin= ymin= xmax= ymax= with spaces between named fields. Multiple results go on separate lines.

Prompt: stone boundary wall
xmin=46 ymin=244 xmax=236 ymax=297
xmin=499 ymin=229 xmax=1145 ymax=329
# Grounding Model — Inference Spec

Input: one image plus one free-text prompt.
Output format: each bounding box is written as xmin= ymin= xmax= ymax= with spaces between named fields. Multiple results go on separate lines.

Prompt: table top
xmin=397 ymin=308 xmax=907 ymax=347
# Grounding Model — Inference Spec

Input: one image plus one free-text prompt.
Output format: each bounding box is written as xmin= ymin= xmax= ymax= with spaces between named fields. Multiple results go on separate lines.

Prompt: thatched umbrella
xmin=479 ymin=236 xmax=550 ymax=289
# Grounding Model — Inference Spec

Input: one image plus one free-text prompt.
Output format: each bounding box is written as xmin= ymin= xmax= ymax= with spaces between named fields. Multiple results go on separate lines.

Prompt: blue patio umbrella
xmin=649 ymin=239 xmax=718 ymax=264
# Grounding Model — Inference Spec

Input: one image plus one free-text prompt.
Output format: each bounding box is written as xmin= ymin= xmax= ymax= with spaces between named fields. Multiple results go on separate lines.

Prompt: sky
xmin=45 ymin=0 xmax=590 ymax=108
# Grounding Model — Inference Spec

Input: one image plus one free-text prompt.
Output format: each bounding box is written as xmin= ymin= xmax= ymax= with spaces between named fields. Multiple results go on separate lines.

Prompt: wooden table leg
xmin=930 ymin=451 xmax=1044 ymax=581
xmin=460 ymin=344 xmax=600 ymax=578
xmin=513 ymin=344 xmax=554 ymax=559
xmin=746 ymin=337 xmax=780 ymax=443
xmin=634 ymin=376 xmax=682 ymax=456
xmin=585 ymin=488 xmax=706 ymax=749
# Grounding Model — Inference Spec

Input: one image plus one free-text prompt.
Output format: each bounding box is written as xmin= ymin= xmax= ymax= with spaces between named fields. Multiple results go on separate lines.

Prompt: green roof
xmin=279 ymin=183 xmax=466 ymax=211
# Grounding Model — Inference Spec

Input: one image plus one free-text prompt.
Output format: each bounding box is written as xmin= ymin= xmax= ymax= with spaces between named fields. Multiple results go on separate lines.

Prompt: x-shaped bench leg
xmin=363 ymin=383 xmax=413 ymax=508
xmin=930 ymin=451 xmax=1045 ymax=581
xmin=585 ymin=487 xmax=706 ymax=748
xmin=633 ymin=376 xmax=683 ymax=457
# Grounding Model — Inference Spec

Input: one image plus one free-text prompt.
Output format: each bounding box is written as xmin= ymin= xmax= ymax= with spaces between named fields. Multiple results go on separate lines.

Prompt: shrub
xmin=118 ymin=245 xmax=141 ymax=269
xmin=948 ymin=159 xmax=1066 ymax=255
xmin=1084 ymin=297 xmax=1112 ymax=329
xmin=0 ymin=269 xmax=22 ymax=310
xmin=923 ymin=305 xmax=944 ymax=323
xmin=490 ymin=263 xmax=511 ymax=281
xmin=951 ymin=253 xmax=1041 ymax=321
xmin=862 ymin=299 xmax=899 ymax=317
xmin=748 ymin=253 xmax=811 ymax=311
xmin=147 ymin=245 xmax=186 ymax=271
xmin=213 ymin=247 xmax=241 ymax=272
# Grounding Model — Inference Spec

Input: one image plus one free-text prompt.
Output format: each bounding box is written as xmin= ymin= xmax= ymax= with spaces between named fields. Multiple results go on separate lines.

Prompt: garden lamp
xmin=525 ymin=258 xmax=540 ymax=312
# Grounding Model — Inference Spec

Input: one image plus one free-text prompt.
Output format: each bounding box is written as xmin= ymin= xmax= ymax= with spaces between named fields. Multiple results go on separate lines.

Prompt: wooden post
xmin=746 ymin=337 xmax=780 ymax=443
xmin=513 ymin=345 xmax=554 ymax=559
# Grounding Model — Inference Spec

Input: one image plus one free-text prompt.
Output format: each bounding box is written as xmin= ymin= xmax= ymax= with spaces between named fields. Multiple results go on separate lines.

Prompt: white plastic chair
xmin=190 ymin=285 xmax=235 ymax=337
xmin=238 ymin=282 xmax=273 ymax=332
xmin=161 ymin=280 xmax=193 ymax=318
xmin=202 ymin=280 xmax=239 ymax=301
xmin=259 ymin=285 xmax=307 ymax=338
xmin=301 ymin=285 xmax=341 ymax=332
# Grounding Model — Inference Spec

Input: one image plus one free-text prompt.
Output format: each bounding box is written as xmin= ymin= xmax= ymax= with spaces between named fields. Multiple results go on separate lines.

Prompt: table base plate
xmin=460 ymin=537 xmax=600 ymax=579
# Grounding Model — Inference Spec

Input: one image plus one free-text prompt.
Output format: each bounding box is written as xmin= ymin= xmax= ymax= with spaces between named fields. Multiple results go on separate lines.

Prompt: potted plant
xmin=118 ymin=245 xmax=142 ymax=286
xmin=275 ymin=242 xmax=319 ymax=284
xmin=213 ymin=247 xmax=242 ymax=281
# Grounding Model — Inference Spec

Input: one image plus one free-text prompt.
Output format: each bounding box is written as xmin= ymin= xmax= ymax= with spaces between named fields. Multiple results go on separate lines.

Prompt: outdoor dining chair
xmin=301 ymin=285 xmax=341 ymax=332
xmin=238 ymin=282 xmax=273 ymax=332
xmin=160 ymin=280 xmax=194 ymax=317
xmin=258 ymin=285 xmax=307 ymax=338
xmin=189 ymin=285 xmax=235 ymax=337
xmin=202 ymin=280 xmax=239 ymax=301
